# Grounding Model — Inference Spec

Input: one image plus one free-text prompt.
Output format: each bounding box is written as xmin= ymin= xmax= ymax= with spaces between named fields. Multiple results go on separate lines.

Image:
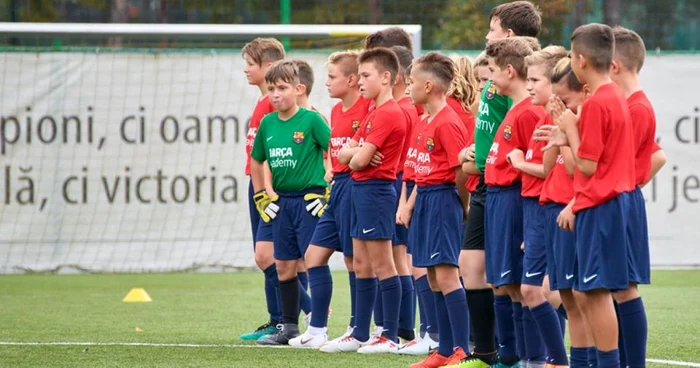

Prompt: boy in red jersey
xmin=483 ymin=37 xmax=544 ymax=367
xmin=323 ymin=47 xmax=407 ymax=354
xmin=536 ymin=57 xmax=596 ymax=368
xmin=404 ymin=51 xmax=471 ymax=368
xmin=609 ymin=26 xmax=667 ymax=368
xmin=291 ymin=51 xmax=372 ymax=348
xmin=240 ymin=37 xmax=286 ymax=341
xmin=507 ymin=46 xmax=570 ymax=368
xmin=397 ymin=63 xmax=442 ymax=356
xmin=549 ymin=23 xmax=636 ymax=368
xmin=382 ymin=45 xmax=418 ymax=343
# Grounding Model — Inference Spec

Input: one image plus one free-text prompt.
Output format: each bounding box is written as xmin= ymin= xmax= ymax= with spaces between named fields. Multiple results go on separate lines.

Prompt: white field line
xmin=0 ymin=342 xmax=699 ymax=367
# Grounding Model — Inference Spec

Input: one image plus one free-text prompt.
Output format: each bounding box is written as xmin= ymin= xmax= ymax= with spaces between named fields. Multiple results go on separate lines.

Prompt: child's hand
xmin=370 ymin=151 xmax=384 ymax=167
xmin=324 ymin=169 xmax=334 ymax=183
xmin=557 ymin=204 xmax=576 ymax=231
xmin=535 ymin=125 xmax=568 ymax=150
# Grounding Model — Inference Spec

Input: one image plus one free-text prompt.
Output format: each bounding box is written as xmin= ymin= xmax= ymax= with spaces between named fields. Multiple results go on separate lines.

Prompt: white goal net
xmin=0 ymin=23 xmax=421 ymax=273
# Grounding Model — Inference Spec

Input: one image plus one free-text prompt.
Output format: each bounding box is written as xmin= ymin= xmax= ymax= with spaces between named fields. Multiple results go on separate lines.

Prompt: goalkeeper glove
xmin=304 ymin=189 xmax=330 ymax=218
xmin=253 ymin=190 xmax=280 ymax=223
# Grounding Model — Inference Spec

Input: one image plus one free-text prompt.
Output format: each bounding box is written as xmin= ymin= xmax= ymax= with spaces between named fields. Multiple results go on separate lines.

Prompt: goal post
xmin=0 ymin=23 xmax=420 ymax=274
xmin=0 ymin=23 xmax=422 ymax=56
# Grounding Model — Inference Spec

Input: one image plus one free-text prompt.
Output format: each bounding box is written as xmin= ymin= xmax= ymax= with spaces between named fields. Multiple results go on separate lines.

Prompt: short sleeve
xmin=577 ymin=101 xmax=606 ymax=162
xmin=629 ymin=104 xmax=653 ymax=155
xmin=250 ymin=116 xmax=268 ymax=162
xmin=311 ymin=112 xmax=331 ymax=151
xmin=515 ymin=110 xmax=541 ymax=151
xmin=364 ymin=110 xmax=396 ymax=149
xmin=438 ymin=121 xmax=468 ymax=169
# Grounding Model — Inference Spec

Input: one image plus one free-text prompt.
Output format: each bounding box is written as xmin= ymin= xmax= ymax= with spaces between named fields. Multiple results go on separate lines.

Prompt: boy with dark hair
xmin=488 ymin=0 xmax=542 ymax=40
xmin=550 ymin=23 xmax=637 ymax=368
xmin=251 ymin=60 xmax=330 ymax=345
xmin=323 ymin=47 xmax=407 ymax=354
xmin=291 ymin=51 xmax=371 ymax=348
xmin=403 ymin=51 xmax=471 ymax=368
xmin=384 ymin=44 xmax=418 ymax=344
xmin=240 ymin=37 xmax=286 ymax=342
xmin=457 ymin=5 xmax=542 ymax=363
xmin=610 ymin=25 xmax=667 ymax=368
xmin=365 ymin=26 xmax=413 ymax=52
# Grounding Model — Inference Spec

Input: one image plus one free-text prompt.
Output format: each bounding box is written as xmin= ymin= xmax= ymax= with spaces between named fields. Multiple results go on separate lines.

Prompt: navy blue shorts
xmin=626 ymin=187 xmax=650 ymax=285
xmin=522 ymin=197 xmax=547 ymax=286
xmin=393 ymin=172 xmax=408 ymax=247
xmin=544 ymin=202 xmax=577 ymax=291
xmin=310 ymin=173 xmax=353 ymax=257
xmin=272 ymin=187 xmax=325 ymax=261
xmin=574 ymin=192 xmax=631 ymax=292
xmin=411 ymin=184 xmax=463 ymax=268
xmin=485 ymin=184 xmax=524 ymax=287
xmin=350 ymin=179 xmax=396 ymax=240
xmin=405 ymin=181 xmax=416 ymax=255
xmin=248 ymin=180 xmax=273 ymax=245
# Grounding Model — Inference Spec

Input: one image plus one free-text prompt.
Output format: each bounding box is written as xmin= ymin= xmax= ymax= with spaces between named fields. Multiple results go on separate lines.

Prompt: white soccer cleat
xmin=397 ymin=333 xmax=439 ymax=355
xmin=289 ymin=330 xmax=328 ymax=348
xmin=327 ymin=326 xmax=353 ymax=344
xmin=319 ymin=334 xmax=365 ymax=353
xmin=357 ymin=335 xmax=400 ymax=354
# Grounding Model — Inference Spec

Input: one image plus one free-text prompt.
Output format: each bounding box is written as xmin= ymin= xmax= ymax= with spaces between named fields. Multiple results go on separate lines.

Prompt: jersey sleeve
xmin=364 ymin=110 xmax=395 ymax=148
xmin=250 ymin=116 xmax=268 ymax=162
xmin=629 ymin=104 xmax=653 ymax=155
xmin=577 ymin=101 xmax=606 ymax=162
xmin=438 ymin=121 xmax=468 ymax=169
xmin=311 ymin=113 xmax=331 ymax=152
xmin=516 ymin=110 xmax=541 ymax=151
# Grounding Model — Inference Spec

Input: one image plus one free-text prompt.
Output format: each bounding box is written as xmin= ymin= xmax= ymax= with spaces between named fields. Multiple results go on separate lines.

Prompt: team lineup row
xmin=238 ymin=2 xmax=666 ymax=368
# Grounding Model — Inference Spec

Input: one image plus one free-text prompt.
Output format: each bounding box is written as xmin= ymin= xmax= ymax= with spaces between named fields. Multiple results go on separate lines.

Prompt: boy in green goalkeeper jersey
xmin=250 ymin=60 xmax=331 ymax=346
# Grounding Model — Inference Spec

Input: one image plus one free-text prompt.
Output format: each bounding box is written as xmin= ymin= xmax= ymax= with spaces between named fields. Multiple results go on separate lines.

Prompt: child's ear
xmin=382 ymin=70 xmax=392 ymax=85
xmin=506 ymin=64 xmax=516 ymax=79
xmin=582 ymin=84 xmax=592 ymax=96
xmin=610 ymin=59 xmax=621 ymax=74
xmin=296 ymin=84 xmax=306 ymax=96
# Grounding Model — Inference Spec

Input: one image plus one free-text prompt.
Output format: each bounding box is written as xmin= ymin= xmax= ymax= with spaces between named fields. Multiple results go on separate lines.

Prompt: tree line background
xmin=0 ymin=0 xmax=698 ymax=50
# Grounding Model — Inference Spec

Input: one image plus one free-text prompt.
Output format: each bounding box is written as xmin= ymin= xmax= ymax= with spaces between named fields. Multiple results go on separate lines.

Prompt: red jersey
xmin=245 ymin=95 xmax=275 ymax=175
xmin=573 ymin=83 xmax=635 ymax=213
xmin=521 ymin=115 xmax=549 ymax=197
xmin=628 ymin=91 xmax=661 ymax=186
xmin=414 ymin=105 xmax=469 ymax=186
xmin=485 ymin=99 xmax=544 ymax=187
xmin=397 ymin=97 xmax=420 ymax=174
xmin=329 ymin=98 xmax=372 ymax=174
xmin=351 ymin=99 xmax=408 ymax=181
xmin=539 ymin=150 xmax=574 ymax=205
xmin=415 ymin=104 xmax=425 ymax=116
xmin=446 ymin=97 xmax=479 ymax=192
xmin=403 ymin=116 xmax=427 ymax=182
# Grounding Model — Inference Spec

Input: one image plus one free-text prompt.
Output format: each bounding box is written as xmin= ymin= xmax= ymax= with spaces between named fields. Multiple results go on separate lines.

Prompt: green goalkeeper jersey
xmin=251 ymin=108 xmax=330 ymax=192
xmin=475 ymin=81 xmax=513 ymax=171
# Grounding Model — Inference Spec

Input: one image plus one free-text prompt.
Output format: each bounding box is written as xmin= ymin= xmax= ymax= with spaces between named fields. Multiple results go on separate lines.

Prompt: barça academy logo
xmin=352 ymin=120 xmax=361 ymax=132
xmin=426 ymin=137 xmax=435 ymax=151
xmin=365 ymin=120 xmax=372 ymax=134
xmin=486 ymin=83 xmax=497 ymax=99
xmin=293 ymin=131 xmax=305 ymax=144
xmin=503 ymin=125 xmax=512 ymax=140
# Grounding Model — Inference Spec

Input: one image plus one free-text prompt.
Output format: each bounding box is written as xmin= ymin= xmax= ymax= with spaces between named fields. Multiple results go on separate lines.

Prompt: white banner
xmin=0 ymin=52 xmax=696 ymax=273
